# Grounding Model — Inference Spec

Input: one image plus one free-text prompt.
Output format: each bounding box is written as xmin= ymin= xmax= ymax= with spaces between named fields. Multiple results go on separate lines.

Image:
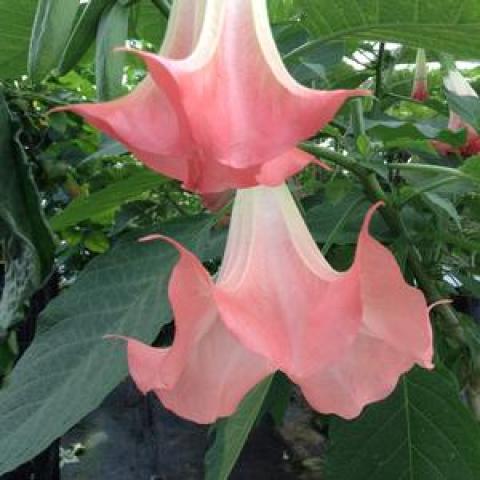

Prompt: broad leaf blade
xmin=0 ymin=216 xmax=225 ymax=475
xmin=325 ymin=368 xmax=480 ymax=480
xmin=300 ymin=0 xmax=480 ymax=59
xmin=205 ymin=376 xmax=273 ymax=480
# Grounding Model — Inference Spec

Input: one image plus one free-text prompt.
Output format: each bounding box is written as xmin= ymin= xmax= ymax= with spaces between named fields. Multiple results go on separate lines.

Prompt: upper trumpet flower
xmin=54 ymin=0 xmax=368 ymax=193
xmin=435 ymin=69 xmax=480 ymax=156
xmin=411 ymin=49 xmax=429 ymax=102
xmin=124 ymin=184 xmax=433 ymax=423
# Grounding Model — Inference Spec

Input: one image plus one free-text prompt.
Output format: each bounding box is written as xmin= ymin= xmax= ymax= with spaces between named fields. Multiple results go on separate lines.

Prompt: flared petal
xmin=122 ymin=183 xmax=432 ymax=422
xmin=125 ymin=236 xmax=273 ymax=424
xmin=299 ymin=329 xmax=415 ymax=419
xmin=54 ymin=0 xmax=369 ymax=193
xmin=213 ymin=185 xmax=432 ymax=418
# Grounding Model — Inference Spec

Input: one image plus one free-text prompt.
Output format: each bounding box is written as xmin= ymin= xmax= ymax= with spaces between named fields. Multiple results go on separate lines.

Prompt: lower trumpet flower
xmin=124 ymin=184 xmax=433 ymax=423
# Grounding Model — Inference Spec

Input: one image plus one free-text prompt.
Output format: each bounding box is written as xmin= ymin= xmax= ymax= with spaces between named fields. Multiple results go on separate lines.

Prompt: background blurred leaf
xmin=95 ymin=1 xmax=130 ymax=100
xmin=445 ymin=92 xmax=480 ymax=132
xmin=0 ymin=93 xmax=54 ymax=331
xmin=133 ymin=0 xmax=168 ymax=48
xmin=49 ymin=169 xmax=167 ymax=231
xmin=299 ymin=0 xmax=480 ymax=59
xmin=58 ymin=0 xmax=115 ymax=76
xmin=0 ymin=0 xmax=37 ymax=78
xmin=28 ymin=0 xmax=80 ymax=82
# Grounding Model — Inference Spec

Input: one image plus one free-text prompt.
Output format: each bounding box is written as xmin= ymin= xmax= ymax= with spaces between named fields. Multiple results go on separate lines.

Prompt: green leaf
xmin=28 ymin=0 xmax=81 ymax=82
xmin=84 ymin=230 xmax=110 ymax=253
xmin=134 ymin=0 xmax=168 ymax=48
xmin=424 ymin=192 xmax=461 ymax=228
xmin=58 ymin=0 xmax=115 ymax=75
xmin=268 ymin=0 xmax=300 ymax=22
xmin=204 ymin=376 xmax=274 ymax=480
xmin=325 ymin=368 xmax=480 ymax=480
xmin=0 ymin=93 xmax=54 ymax=331
xmin=0 ymin=1 xmax=37 ymax=79
xmin=461 ymin=156 xmax=480 ymax=182
xmin=49 ymin=169 xmax=166 ymax=232
xmin=80 ymin=137 xmax=128 ymax=165
xmin=0 ymin=215 xmax=225 ymax=475
xmin=305 ymin=192 xmax=371 ymax=245
xmin=445 ymin=92 xmax=480 ymax=132
xmin=298 ymin=0 xmax=480 ymax=59
xmin=95 ymin=2 xmax=130 ymax=100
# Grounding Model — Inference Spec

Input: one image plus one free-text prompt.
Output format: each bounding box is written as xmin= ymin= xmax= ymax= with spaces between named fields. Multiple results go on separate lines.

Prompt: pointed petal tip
xmin=311 ymin=157 xmax=333 ymax=171
xmin=138 ymin=234 xmax=186 ymax=255
xmin=361 ymin=200 xmax=386 ymax=233
xmin=103 ymin=334 xmax=128 ymax=342
xmin=139 ymin=234 xmax=166 ymax=243
xmin=428 ymin=298 xmax=453 ymax=312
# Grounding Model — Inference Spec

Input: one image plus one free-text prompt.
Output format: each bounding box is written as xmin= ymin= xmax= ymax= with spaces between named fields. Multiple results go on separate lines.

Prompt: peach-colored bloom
xmin=411 ymin=49 xmax=429 ymax=102
xmin=54 ymin=0 xmax=368 ymax=193
xmin=435 ymin=69 xmax=480 ymax=156
xmin=125 ymin=184 xmax=433 ymax=423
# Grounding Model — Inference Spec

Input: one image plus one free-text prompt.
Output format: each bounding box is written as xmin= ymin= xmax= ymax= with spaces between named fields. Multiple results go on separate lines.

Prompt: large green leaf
xmin=0 ymin=0 xmax=37 ymax=78
xmin=28 ymin=0 xmax=80 ymax=81
xmin=0 ymin=215 xmax=226 ymax=475
xmin=0 ymin=93 xmax=54 ymax=331
xmin=298 ymin=0 xmax=480 ymax=59
xmin=325 ymin=367 xmax=480 ymax=480
xmin=49 ymin=169 xmax=167 ymax=231
xmin=204 ymin=376 xmax=274 ymax=480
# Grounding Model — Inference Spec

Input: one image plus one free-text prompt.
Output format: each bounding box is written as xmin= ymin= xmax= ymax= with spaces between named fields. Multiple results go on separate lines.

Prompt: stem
xmin=351 ymin=99 xmax=366 ymax=137
xmin=151 ymin=0 xmax=171 ymax=17
xmin=301 ymin=142 xmax=465 ymax=342
xmin=375 ymin=43 xmax=386 ymax=101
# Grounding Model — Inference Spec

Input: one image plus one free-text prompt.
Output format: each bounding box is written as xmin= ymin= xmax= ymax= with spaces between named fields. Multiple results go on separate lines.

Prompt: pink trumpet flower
xmin=435 ymin=69 xmax=480 ymax=156
xmin=53 ymin=0 xmax=368 ymax=193
xmin=124 ymin=184 xmax=433 ymax=423
xmin=411 ymin=49 xmax=429 ymax=102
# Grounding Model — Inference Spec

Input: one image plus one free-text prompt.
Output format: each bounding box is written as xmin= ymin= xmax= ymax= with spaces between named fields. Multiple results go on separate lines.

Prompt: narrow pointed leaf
xmin=95 ymin=2 xmax=130 ymax=100
xmin=49 ymin=169 xmax=167 ymax=231
xmin=205 ymin=376 xmax=274 ymax=480
xmin=59 ymin=0 xmax=115 ymax=75
xmin=28 ymin=0 xmax=80 ymax=81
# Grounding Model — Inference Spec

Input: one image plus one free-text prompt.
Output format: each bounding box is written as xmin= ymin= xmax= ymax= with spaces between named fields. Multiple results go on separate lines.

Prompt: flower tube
xmin=436 ymin=68 xmax=480 ymax=156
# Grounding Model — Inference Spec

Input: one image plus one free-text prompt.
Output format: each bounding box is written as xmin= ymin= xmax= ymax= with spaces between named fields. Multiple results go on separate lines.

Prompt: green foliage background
xmin=0 ymin=0 xmax=480 ymax=478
